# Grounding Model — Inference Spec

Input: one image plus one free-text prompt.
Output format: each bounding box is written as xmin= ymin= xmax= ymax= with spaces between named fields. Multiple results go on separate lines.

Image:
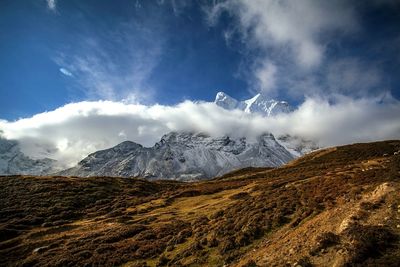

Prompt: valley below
xmin=1 ymin=140 xmax=400 ymax=266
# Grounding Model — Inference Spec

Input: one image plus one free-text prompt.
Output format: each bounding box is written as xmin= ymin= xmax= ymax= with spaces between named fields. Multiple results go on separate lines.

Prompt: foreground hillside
xmin=1 ymin=141 xmax=399 ymax=266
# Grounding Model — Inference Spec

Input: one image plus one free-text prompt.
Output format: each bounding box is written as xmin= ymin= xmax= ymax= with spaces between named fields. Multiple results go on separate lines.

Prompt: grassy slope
xmin=0 ymin=140 xmax=399 ymax=267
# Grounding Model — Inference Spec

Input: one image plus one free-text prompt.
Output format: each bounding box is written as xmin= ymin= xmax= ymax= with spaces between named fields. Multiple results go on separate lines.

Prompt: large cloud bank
xmin=206 ymin=0 xmax=396 ymax=101
xmin=1 ymin=97 xmax=399 ymax=168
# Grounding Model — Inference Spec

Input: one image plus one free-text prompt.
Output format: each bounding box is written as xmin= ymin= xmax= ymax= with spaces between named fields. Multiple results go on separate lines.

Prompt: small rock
xmin=397 ymin=225 xmax=400 ymax=228
xmin=33 ymin=246 xmax=49 ymax=253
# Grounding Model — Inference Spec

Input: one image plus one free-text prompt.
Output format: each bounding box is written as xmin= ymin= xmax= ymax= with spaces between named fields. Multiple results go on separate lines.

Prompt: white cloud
xmin=206 ymin=0 xmax=363 ymax=97
xmin=170 ymin=0 xmax=190 ymax=16
xmin=46 ymin=0 xmax=56 ymax=11
xmin=59 ymin=68 xmax=72 ymax=77
xmin=254 ymin=62 xmax=277 ymax=95
xmin=326 ymin=58 xmax=382 ymax=96
xmin=52 ymin=9 xmax=165 ymax=103
xmin=1 ymin=96 xmax=399 ymax=168
xmin=208 ymin=0 xmax=358 ymax=68
xmin=54 ymin=37 xmax=161 ymax=102
xmin=279 ymin=57 xmax=386 ymax=100
xmin=208 ymin=0 xmax=358 ymax=69
xmin=268 ymin=95 xmax=400 ymax=145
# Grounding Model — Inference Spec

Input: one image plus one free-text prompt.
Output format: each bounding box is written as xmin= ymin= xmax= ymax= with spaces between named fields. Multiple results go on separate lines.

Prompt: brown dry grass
xmin=0 ymin=140 xmax=399 ymax=267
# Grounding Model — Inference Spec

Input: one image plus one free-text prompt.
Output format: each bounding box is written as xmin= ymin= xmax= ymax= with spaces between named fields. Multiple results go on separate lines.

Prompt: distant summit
xmin=214 ymin=91 xmax=317 ymax=157
xmin=214 ymin=91 xmax=293 ymax=116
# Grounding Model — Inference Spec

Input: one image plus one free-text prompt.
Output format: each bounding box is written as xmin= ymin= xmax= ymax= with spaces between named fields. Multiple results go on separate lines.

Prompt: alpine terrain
xmin=58 ymin=92 xmax=317 ymax=180
xmin=1 ymin=140 xmax=399 ymax=266
xmin=0 ymin=138 xmax=57 ymax=176
xmin=0 ymin=93 xmax=317 ymax=179
xmin=214 ymin=91 xmax=318 ymax=156
xmin=60 ymin=132 xmax=294 ymax=180
xmin=214 ymin=91 xmax=293 ymax=116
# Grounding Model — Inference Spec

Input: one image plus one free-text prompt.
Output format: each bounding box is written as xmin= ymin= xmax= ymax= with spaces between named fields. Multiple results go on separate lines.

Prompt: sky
xmin=0 ymin=0 xmax=400 ymax=167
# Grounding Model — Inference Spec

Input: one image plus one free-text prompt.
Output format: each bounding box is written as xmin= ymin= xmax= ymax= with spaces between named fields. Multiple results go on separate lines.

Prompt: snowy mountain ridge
xmin=214 ymin=91 xmax=293 ymax=116
xmin=0 ymin=138 xmax=57 ymax=175
xmin=0 ymin=92 xmax=317 ymax=179
xmin=59 ymin=131 xmax=295 ymax=181
xmin=214 ymin=91 xmax=318 ymax=156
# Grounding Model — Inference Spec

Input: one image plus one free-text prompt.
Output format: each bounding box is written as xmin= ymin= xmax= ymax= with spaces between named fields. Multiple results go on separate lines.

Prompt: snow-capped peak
xmin=214 ymin=91 xmax=239 ymax=110
xmin=112 ymin=141 xmax=142 ymax=152
xmin=214 ymin=91 xmax=293 ymax=116
xmin=243 ymin=93 xmax=261 ymax=113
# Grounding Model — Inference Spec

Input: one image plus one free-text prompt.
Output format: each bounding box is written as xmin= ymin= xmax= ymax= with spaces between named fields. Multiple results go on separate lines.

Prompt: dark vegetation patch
xmin=343 ymin=223 xmax=398 ymax=265
xmin=311 ymin=232 xmax=341 ymax=255
xmin=229 ymin=192 xmax=250 ymax=200
xmin=215 ymin=167 xmax=274 ymax=180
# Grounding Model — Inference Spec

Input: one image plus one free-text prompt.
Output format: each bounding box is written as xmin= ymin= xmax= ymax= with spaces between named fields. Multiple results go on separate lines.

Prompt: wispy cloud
xmin=207 ymin=0 xmax=358 ymax=68
xmin=59 ymin=68 xmax=72 ymax=77
xmin=46 ymin=0 xmax=57 ymax=11
xmin=53 ymin=12 xmax=165 ymax=103
xmin=205 ymin=0 xmax=374 ymax=99
xmin=325 ymin=58 xmax=383 ymax=96
xmin=254 ymin=62 xmax=277 ymax=95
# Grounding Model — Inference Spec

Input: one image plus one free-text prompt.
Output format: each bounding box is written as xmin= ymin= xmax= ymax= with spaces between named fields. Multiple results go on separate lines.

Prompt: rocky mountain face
xmin=0 ymin=138 xmax=57 ymax=175
xmin=214 ymin=91 xmax=293 ymax=116
xmin=59 ymin=132 xmax=295 ymax=180
xmin=276 ymin=134 xmax=319 ymax=157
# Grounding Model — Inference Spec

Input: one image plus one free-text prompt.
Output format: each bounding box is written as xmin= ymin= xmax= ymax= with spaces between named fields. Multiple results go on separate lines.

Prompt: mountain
xmin=0 ymin=93 xmax=315 ymax=177
xmin=214 ymin=91 xmax=318 ymax=155
xmin=214 ymin=91 xmax=293 ymax=116
xmin=58 ymin=93 xmax=316 ymax=180
xmin=0 ymin=138 xmax=57 ymax=175
xmin=2 ymin=140 xmax=399 ymax=266
xmin=59 ymin=132 xmax=295 ymax=180
xmin=276 ymin=134 xmax=319 ymax=157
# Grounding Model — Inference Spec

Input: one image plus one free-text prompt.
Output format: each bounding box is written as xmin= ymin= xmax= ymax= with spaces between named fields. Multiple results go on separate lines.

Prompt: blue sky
xmin=1 ymin=0 xmax=399 ymax=121
xmin=0 ymin=0 xmax=249 ymax=120
xmin=1 ymin=0 xmax=400 ymax=166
